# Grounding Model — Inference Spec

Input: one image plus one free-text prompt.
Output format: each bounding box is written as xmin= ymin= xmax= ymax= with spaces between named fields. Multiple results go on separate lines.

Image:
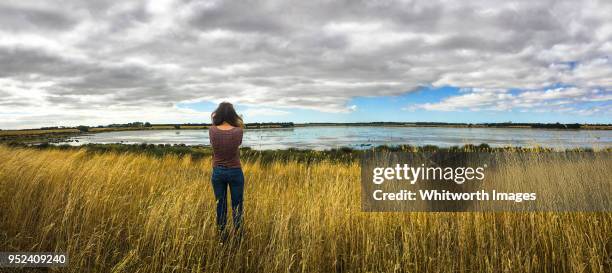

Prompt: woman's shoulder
xmin=230 ymin=126 xmax=243 ymax=136
xmin=209 ymin=125 xmax=242 ymax=132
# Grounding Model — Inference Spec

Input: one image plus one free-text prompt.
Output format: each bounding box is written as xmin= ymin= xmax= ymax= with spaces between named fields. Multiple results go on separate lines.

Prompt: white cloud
xmin=414 ymin=87 xmax=611 ymax=114
xmin=242 ymin=108 xmax=290 ymax=117
xmin=0 ymin=0 xmax=611 ymax=128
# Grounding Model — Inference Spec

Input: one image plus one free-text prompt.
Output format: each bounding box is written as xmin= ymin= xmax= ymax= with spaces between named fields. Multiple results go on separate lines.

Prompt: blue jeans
xmin=211 ymin=167 xmax=244 ymax=235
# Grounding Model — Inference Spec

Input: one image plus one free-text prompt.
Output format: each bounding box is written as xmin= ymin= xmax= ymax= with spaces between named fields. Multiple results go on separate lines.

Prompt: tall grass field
xmin=0 ymin=145 xmax=610 ymax=272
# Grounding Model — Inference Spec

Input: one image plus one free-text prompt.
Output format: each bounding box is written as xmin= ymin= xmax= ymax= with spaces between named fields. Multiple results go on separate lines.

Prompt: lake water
xmin=60 ymin=126 xmax=612 ymax=150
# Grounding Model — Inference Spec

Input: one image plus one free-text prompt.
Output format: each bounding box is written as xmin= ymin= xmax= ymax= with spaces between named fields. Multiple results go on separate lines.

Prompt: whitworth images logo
xmin=361 ymin=151 xmax=611 ymax=212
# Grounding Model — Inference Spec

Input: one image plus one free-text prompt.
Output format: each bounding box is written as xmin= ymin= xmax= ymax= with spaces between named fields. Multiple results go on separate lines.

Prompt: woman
xmin=208 ymin=102 xmax=244 ymax=241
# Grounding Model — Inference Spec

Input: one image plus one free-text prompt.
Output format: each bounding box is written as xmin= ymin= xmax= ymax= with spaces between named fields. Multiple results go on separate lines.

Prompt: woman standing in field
xmin=209 ymin=102 xmax=244 ymax=242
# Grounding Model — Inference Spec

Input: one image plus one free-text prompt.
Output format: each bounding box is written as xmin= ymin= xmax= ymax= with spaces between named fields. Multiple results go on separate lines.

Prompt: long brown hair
xmin=212 ymin=102 xmax=243 ymax=128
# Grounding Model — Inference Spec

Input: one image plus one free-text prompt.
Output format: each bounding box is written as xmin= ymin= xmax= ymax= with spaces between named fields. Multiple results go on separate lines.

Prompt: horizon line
xmin=3 ymin=121 xmax=612 ymax=131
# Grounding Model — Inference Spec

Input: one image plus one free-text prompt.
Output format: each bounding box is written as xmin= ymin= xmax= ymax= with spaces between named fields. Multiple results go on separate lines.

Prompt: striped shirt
xmin=209 ymin=126 xmax=243 ymax=168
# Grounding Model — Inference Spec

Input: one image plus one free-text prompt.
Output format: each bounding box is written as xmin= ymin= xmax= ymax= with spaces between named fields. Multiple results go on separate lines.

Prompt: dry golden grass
xmin=179 ymin=126 xmax=209 ymax=129
xmin=0 ymin=128 xmax=80 ymax=136
xmin=0 ymin=145 xmax=609 ymax=272
xmin=88 ymin=126 xmax=208 ymax=133
xmin=88 ymin=126 xmax=172 ymax=132
xmin=581 ymin=125 xmax=612 ymax=130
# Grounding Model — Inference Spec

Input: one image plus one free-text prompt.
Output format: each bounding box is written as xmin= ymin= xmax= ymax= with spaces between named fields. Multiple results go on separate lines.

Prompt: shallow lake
xmin=60 ymin=126 xmax=612 ymax=150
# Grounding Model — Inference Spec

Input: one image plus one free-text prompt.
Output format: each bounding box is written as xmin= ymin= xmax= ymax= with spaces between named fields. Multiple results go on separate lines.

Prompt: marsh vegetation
xmin=0 ymin=145 xmax=609 ymax=272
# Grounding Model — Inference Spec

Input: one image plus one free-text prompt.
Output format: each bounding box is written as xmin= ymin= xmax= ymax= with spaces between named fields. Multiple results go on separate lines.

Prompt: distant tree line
xmin=483 ymin=122 xmax=581 ymax=129
xmin=155 ymin=123 xmax=210 ymax=127
xmin=302 ymin=122 xmax=469 ymax=126
xmin=22 ymin=121 xmax=611 ymax=133
xmin=40 ymin=126 xmax=73 ymax=130
xmin=301 ymin=122 xmax=592 ymax=129
xmin=153 ymin=122 xmax=294 ymax=128
xmin=244 ymin=122 xmax=294 ymax=128
xmin=106 ymin=122 xmax=151 ymax=128
xmin=79 ymin=122 xmax=295 ymax=129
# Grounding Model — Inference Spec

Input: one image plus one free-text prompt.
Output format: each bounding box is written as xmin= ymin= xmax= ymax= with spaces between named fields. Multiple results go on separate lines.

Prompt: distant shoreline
xmin=1 ymin=122 xmax=610 ymax=145
xmin=2 ymin=121 xmax=611 ymax=133
xmin=294 ymin=123 xmax=612 ymax=130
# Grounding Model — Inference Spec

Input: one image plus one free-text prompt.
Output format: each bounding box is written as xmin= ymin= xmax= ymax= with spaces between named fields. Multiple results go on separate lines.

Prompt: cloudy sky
xmin=1 ymin=0 xmax=611 ymax=129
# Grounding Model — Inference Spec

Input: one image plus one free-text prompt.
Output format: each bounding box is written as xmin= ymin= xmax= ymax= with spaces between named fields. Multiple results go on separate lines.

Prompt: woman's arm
xmin=208 ymin=127 xmax=215 ymax=145
xmin=209 ymin=112 xmax=216 ymax=145
xmin=238 ymin=129 xmax=243 ymax=145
